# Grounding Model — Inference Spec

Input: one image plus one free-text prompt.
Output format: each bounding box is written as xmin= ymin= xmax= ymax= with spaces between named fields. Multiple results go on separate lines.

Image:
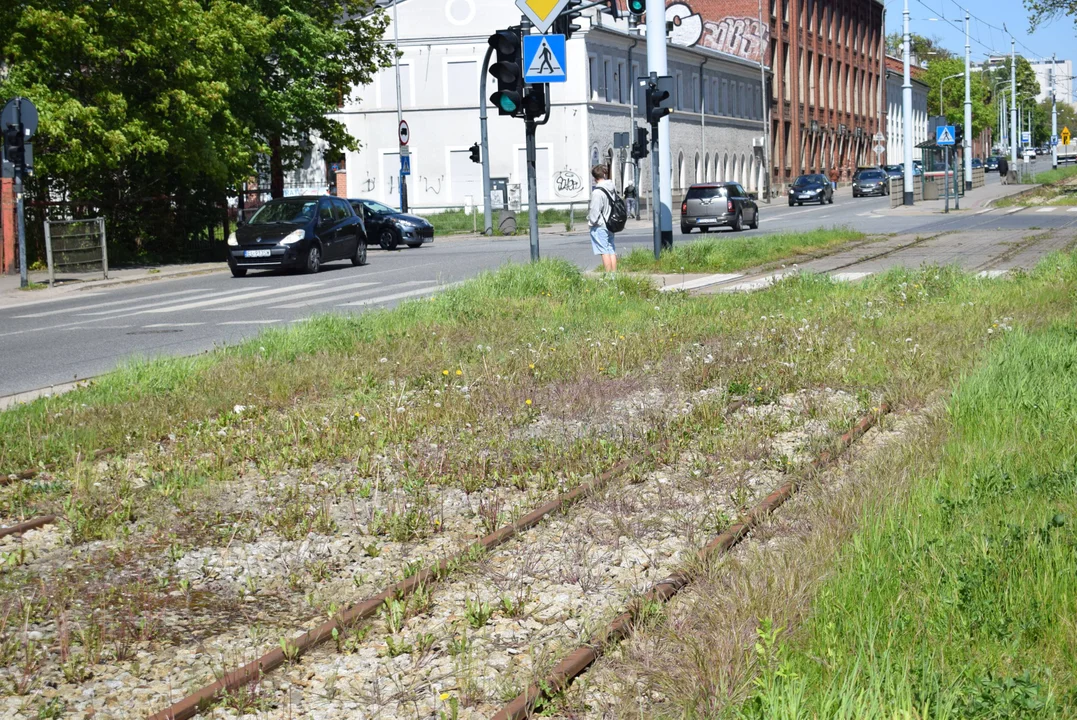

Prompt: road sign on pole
xmin=516 ymin=0 xmax=573 ymax=34
xmin=400 ymin=155 xmax=411 ymax=176
xmin=398 ymin=119 xmax=410 ymax=146
xmin=523 ymin=34 xmax=567 ymax=83
xmin=1063 ymin=126 xmax=1071 ymax=145
xmin=1021 ymin=130 xmax=1031 ymax=144
xmin=936 ymin=125 xmax=955 ymax=146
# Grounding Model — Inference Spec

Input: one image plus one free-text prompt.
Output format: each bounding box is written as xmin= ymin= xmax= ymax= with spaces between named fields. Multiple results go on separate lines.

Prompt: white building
xmin=884 ymin=58 xmax=928 ymax=165
xmin=325 ymin=0 xmax=770 ymax=212
xmin=1029 ymin=59 xmax=1073 ymax=105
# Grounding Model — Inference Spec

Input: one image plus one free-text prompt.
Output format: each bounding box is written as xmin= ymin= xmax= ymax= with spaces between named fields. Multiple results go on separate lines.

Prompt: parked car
xmin=349 ymin=199 xmax=434 ymax=250
xmin=852 ymin=168 xmax=890 ymax=197
xmin=985 ymin=156 xmax=1000 ymax=172
xmin=680 ymin=182 xmax=759 ymax=233
xmin=971 ymin=157 xmax=983 ymax=169
xmin=788 ymin=174 xmax=834 ymax=206
xmin=883 ymin=164 xmax=905 ymax=180
xmin=227 ymin=196 xmax=367 ymax=278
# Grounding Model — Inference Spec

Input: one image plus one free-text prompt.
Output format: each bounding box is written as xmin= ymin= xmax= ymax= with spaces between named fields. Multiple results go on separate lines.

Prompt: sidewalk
xmin=0 ymin=262 xmax=223 ymax=309
xmin=880 ymin=179 xmax=1036 ymax=215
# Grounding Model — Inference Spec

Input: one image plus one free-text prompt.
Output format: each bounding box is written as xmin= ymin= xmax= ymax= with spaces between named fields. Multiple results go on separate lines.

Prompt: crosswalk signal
xmin=646 ymin=78 xmax=674 ymax=125
xmin=628 ymin=0 xmax=645 ymax=16
xmin=954 ymin=123 xmax=964 ymax=146
xmin=469 ymin=143 xmax=481 ymax=164
xmin=552 ymin=0 xmax=583 ymax=38
xmin=488 ymin=29 xmax=524 ymax=116
xmin=631 ymin=126 xmax=649 ymax=160
xmin=3 ymin=124 xmax=24 ymax=174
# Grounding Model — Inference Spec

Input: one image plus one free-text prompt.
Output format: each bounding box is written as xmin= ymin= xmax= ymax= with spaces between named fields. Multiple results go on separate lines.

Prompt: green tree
xmin=1026 ymin=0 xmax=1077 ymax=29
xmin=886 ymin=32 xmax=953 ymax=60
xmin=920 ymin=59 xmax=995 ymax=137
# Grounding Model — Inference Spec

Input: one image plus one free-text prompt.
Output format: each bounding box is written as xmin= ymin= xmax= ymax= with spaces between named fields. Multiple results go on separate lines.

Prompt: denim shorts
xmin=590 ymin=226 xmax=616 ymax=255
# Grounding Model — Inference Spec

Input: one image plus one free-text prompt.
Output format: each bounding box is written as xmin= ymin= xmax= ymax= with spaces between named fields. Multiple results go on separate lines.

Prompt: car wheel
xmin=379 ymin=228 xmax=399 ymax=250
xmin=351 ymin=238 xmax=368 ymax=266
xmin=748 ymin=211 xmax=759 ymax=230
xmin=305 ymin=244 xmax=321 ymax=274
xmin=406 ymin=241 xmax=423 ymax=248
xmin=788 ymin=200 xmax=795 ymax=207
xmin=680 ymin=224 xmax=691 ymax=234
xmin=730 ymin=212 xmax=743 ymax=232
xmin=230 ymin=266 xmax=247 ymax=278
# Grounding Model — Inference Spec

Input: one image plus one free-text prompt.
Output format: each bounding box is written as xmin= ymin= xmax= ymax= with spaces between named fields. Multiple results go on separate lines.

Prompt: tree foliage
xmin=886 ymin=32 xmax=953 ymax=61
xmin=0 ymin=0 xmax=391 ymax=262
xmin=919 ymin=58 xmax=995 ymax=137
xmin=1025 ymin=0 xmax=1077 ymax=30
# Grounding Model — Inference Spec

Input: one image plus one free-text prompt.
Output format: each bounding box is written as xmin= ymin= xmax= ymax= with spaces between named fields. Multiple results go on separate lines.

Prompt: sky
xmin=883 ymin=0 xmax=1075 ymax=66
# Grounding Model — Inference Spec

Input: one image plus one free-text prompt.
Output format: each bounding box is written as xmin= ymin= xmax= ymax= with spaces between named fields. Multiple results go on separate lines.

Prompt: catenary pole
xmin=1052 ymin=54 xmax=1058 ymax=170
xmin=964 ymin=10 xmax=973 ymax=190
xmin=479 ymin=43 xmax=495 ymax=234
xmin=1010 ymin=38 xmax=1017 ymax=167
xmin=758 ymin=0 xmax=771 ymax=203
xmin=393 ymin=0 xmax=409 ymax=212
xmin=646 ymin=0 xmax=672 ymax=249
xmin=902 ymin=0 xmax=914 ymax=205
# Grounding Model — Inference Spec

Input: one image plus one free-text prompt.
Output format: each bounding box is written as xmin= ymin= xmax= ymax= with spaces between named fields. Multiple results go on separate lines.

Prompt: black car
xmin=680 ymin=182 xmax=759 ymax=233
xmin=227 ymin=196 xmax=367 ymax=278
xmin=349 ymin=199 xmax=434 ymax=250
xmin=883 ymin=164 xmax=904 ymax=180
xmin=971 ymin=157 xmax=983 ymax=169
xmin=852 ymin=169 xmax=889 ymax=198
xmin=985 ymin=156 xmax=1000 ymax=172
xmin=788 ymin=174 xmax=833 ymax=206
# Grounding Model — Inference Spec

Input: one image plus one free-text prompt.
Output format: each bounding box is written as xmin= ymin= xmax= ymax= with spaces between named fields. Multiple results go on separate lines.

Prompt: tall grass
xmin=737 ymin=326 xmax=1077 ymax=719
xmin=619 ymin=228 xmax=865 ymax=274
xmin=1030 ymin=163 xmax=1077 ymax=185
xmin=423 ymin=207 xmax=576 ymax=235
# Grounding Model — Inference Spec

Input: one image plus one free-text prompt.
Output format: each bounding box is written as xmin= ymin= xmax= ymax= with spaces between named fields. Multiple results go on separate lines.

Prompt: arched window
xmin=722 ymin=153 xmax=729 ymax=181
xmin=694 ymin=153 xmax=701 ymax=183
xmin=741 ymin=154 xmax=748 ymax=185
xmin=677 ymin=151 xmax=685 ymax=190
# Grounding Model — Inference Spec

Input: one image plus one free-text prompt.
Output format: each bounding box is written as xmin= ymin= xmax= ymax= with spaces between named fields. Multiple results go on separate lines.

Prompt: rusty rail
xmin=0 ymin=514 xmax=59 ymax=539
xmin=491 ymin=403 xmax=891 ymax=720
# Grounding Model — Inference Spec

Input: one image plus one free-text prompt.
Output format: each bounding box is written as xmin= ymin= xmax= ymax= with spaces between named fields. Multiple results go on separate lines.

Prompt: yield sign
xmin=517 ymin=0 xmax=572 ymax=34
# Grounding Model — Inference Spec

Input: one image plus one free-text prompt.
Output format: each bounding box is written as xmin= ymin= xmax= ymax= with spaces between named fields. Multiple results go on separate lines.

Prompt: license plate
xmin=244 ymin=249 xmax=272 ymax=258
xmin=697 ymin=217 xmax=717 ymax=223
xmin=799 ymin=193 xmax=813 ymax=198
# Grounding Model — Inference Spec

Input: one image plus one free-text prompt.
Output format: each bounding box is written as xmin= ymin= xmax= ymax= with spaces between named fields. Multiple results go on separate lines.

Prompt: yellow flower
xmin=442 ymin=370 xmax=449 ymax=376
xmin=525 ymin=399 xmax=532 ymax=406
xmin=529 ymin=363 xmax=535 ymax=370
xmin=456 ymin=369 xmax=463 ymax=376
xmin=440 ymin=692 xmax=451 ymax=701
xmin=619 ymin=335 xmax=625 ymax=340
xmin=756 ymin=386 xmax=763 ymax=392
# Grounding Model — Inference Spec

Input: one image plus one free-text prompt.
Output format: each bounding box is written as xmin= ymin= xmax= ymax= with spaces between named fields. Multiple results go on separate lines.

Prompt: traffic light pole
xmin=645 ymin=0 xmax=672 ymax=250
xmin=525 ymin=118 xmax=540 ymax=261
xmin=650 ymin=120 xmax=660 ymax=260
xmin=479 ymin=43 xmax=495 ymax=235
xmin=16 ymin=175 xmax=26 ymax=288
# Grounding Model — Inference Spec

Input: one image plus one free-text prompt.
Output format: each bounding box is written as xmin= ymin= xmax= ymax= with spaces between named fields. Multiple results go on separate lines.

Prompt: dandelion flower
xmin=529 ymin=363 xmax=535 ymax=370
xmin=456 ymin=369 xmax=463 ymax=376
xmin=440 ymin=692 xmax=451 ymax=701
xmin=443 ymin=370 xmax=449 ymax=376
xmin=756 ymin=386 xmax=763 ymax=392
xmin=525 ymin=399 xmax=532 ymax=406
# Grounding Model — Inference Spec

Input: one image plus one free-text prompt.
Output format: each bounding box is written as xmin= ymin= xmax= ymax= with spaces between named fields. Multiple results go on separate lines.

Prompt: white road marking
xmin=136 ymin=284 xmax=321 ymax=314
xmin=144 ymin=323 xmax=206 ymax=328
xmin=79 ymin=286 xmax=262 ymax=316
xmin=1036 ymin=207 xmax=1057 ymax=213
xmin=723 ymin=272 xmax=797 ymax=292
xmin=975 ymin=208 xmax=995 ymax=215
xmin=218 ymin=320 xmax=283 ymax=325
xmin=12 ymin=288 xmax=209 ymax=318
xmin=830 ymin=271 xmax=874 ymax=282
xmin=1004 ymin=207 xmax=1024 ymax=214
xmin=273 ymin=280 xmax=437 ymax=309
xmin=208 ymin=281 xmax=382 ymax=311
xmin=659 ymin=273 xmax=743 ymax=292
xmin=1067 ymin=207 xmax=1077 ymax=213
xmin=338 ymin=283 xmax=462 ymax=308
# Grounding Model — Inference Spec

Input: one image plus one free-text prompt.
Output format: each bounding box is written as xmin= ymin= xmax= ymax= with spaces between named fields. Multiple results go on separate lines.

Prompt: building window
xmin=631 ymin=61 xmax=641 ymax=104
xmin=379 ymin=63 xmax=412 ymax=108
xmin=588 ymin=54 xmax=599 ymax=100
xmin=603 ymin=58 xmax=612 ymax=102
xmin=444 ymin=60 xmax=477 ymax=106
xmin=721 ymin=79 xmax=728 ymax=114
xmin=616 ymin=60 xmax=626 ymax=103
xmin=692 ymin=73 xmax=700 ymax=112
xmin=675 ymin=71 xmax=683 ymax=109
xmin=783 ymin=44 xmax=790 ymax=102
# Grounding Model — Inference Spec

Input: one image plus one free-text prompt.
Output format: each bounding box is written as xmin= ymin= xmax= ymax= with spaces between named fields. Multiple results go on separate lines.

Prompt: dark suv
xmin=852 ymin=169 xmax=889 ymax=198
xmin=680 ymin=183 xmax=759 ymax=233
xmin=227 ymin=196 xmax=367 ymax=277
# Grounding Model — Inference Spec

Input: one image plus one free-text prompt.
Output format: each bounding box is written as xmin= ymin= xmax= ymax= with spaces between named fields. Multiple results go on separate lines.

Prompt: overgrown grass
xmin=737 ymin=325 xmax=1077 ymax=719
xmin=1030 ymin=163 xmax=1077 ymax=185
xmin=619 ymin=228 xmax=866 ymax=274
xmin=424 ymin=207 xmax=577 ymax=235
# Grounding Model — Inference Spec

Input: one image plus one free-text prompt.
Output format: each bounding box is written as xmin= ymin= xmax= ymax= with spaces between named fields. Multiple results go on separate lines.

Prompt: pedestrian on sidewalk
xmin=623 ymin=183 xmax=638 ymax=219
xmin=588 ymin=165 xmax=618 ymax=272
xmin=998 ymin=156 xmax=1009 ymax=185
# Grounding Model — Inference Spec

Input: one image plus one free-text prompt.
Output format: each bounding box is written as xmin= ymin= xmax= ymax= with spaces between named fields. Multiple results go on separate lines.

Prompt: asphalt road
xmin=1 ymin=171 xmax=1071 ymax=399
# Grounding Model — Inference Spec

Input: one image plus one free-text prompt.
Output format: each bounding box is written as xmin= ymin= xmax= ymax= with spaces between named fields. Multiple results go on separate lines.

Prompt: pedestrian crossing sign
xmin=523 ymin=34 xmax=567 ymax=84
xmin=936 ymin=125 xmax=955 ymax=146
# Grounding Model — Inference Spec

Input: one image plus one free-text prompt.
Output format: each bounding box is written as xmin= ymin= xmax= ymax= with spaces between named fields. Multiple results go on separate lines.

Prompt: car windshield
xmin=858 ymin=171 xmax=885 ymax=180
xmin=248 ymin=200 xmax=317 ymax=225
xmin=793 ymin=176 xmax=817 ymax=186
xmin=885 ymin=165 xmax=902 ymax=172
xmin=361 ymin=200 xmax=396 ymax=215
xmin=686 ymin=186 xmax=727 ymax=199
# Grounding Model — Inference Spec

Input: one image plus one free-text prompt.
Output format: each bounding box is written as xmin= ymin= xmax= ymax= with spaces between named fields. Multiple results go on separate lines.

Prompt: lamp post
xmin=939 ymin=73 xmax=963 ymax=117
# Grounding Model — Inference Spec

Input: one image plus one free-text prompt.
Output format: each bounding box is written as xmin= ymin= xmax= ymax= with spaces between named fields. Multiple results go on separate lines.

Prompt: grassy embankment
xmin=425 ymin=207 xmax=577 ymax=235
xmin=619 ymin=228 xmax=865 ymax=274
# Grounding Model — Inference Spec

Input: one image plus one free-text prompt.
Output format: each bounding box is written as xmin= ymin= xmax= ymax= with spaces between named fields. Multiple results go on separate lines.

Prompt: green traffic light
xmin=499 ymin=95 xmax=519 ymax=113
xmin=628 ymin=0 xmax=645 ymax=15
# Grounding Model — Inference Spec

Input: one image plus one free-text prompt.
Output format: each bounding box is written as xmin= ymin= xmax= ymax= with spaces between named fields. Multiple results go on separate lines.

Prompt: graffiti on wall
xmin=554 ymin=170 xmax=584 ymax=198
xmin=665 ymin=3 xmax=769 ymax=66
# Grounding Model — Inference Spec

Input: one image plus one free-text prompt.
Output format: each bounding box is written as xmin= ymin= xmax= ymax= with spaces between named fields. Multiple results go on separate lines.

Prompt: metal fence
xmin=44 ymin=217 xmax=108 ymax=286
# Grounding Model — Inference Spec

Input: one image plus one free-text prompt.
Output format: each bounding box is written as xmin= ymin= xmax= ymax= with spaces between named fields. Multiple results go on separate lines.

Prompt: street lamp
xmin=940 ymin=72 xmax=963 ymax=116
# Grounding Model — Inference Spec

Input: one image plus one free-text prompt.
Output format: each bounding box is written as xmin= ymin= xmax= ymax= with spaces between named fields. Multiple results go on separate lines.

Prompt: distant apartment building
xmin=1030 ymin=58 xmax=1073 ymax=105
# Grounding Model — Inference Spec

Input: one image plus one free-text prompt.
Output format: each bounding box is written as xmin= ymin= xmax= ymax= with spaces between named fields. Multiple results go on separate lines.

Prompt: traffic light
xmin=469 ymin=143 xmax=481 ymax=164
xmin=954 ymin=123 xmax=964 ymax=146
xmin=645 ymin=77 xmax=674 ymax=125
xmin=3 ymin=124 xmax=24 ymax=174
xmin=488 ymin=29 xmax=523 ymax=116
xmin=553 ymin=0 xmax=583 ymax=38
xmin=522 ymin=84 xmax=547 ymax=119
xmin=631 ymin=127 xmax=649 ymax=160
xmin=627 ymin=0 xmax=645 ymax=16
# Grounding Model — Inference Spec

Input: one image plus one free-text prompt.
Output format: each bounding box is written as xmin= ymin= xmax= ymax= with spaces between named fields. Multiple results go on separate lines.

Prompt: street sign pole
xmin=646 ymin=0 xmax=672 ymax=250
xmin=525 ymin=115 xmax=540 ymax=261
xmin=944 ymin=147 xmax=950 ymax=214
xmin=479 ymin=42 xmax=495 ymax=235
xmin=16 ymin=174 xmax=26 ymax=287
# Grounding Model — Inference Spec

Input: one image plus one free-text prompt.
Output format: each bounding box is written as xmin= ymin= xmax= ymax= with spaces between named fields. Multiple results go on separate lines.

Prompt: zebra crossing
xmin=4 ymin=275 xmax=454 ymax=336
